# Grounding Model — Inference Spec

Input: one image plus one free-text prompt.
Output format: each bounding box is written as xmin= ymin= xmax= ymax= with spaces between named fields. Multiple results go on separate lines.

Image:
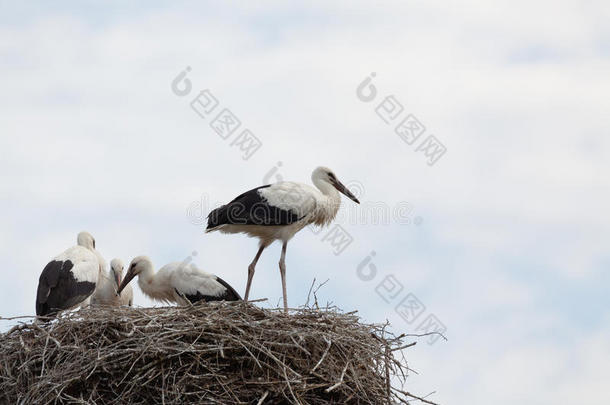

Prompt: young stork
xmin=35 ymin=231 xmax=104 ymax=318
xmin=206 ymin=166 xmax=360 ymax=312
xmin=116 ymin=256 xmax=241 ymax=305
xmin=91 ymin=259 xmax=133 ymax=307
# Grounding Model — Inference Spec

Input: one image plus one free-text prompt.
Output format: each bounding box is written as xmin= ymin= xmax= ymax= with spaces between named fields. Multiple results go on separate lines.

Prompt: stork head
xmin=110 ymin=258 xmax=124 ymax=289
xmin=77 ymin=231 xmax=96 ymax=250
xmin=117 ymin=255 xmax=152 ymax=295
xmin=312 ymin=166 xmax=360 ymax=204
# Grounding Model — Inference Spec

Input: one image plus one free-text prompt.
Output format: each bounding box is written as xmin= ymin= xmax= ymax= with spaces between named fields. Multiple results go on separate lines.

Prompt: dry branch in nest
xmin=0 ymin=302 xmax=431 ymax=404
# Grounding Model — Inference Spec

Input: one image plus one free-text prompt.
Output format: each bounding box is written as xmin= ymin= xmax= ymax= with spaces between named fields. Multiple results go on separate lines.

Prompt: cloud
xmin=1 ymin=1 xmax=609 ymax=403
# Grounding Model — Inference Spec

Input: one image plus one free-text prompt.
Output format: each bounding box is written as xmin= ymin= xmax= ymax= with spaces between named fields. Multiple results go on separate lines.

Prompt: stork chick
xmin=91 ymin=258 xmax=133 ymax=307
xmin=117 ymin=256 xmax=241 ymax=305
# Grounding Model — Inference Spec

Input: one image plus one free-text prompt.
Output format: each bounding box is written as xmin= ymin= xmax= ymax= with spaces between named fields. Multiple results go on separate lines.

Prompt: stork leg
xmin=245 ymin=245 xmax=266 ymax=301
xmin=279 ymin=241 xmax=288 ymax=313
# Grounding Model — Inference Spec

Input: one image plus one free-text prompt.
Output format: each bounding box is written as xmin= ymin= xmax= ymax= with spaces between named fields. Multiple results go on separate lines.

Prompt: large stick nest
xmin=0 ymin=302 xmax=427 ymax=404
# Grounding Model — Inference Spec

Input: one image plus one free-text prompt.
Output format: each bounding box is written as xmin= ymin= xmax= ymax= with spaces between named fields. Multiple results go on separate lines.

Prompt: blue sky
xmin=1 ymin=1 xmax=609 ymax=404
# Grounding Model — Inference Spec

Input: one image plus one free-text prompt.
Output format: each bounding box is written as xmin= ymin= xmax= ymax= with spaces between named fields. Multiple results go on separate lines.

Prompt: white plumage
xmin=117 ymin=256 xmax=241 ymax=305
xmin=36 ymin=231 xmax=104 ymax=317
xmin=91 ymin=258 xmax=133 ymax=307
xmin=206 ymin=166 xmax=360 ymax=312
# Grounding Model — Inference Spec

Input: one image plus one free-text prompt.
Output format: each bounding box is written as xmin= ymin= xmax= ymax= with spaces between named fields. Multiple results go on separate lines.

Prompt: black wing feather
xmin=206 ymin=185 xmax=300 ymax=229
xmin=176 ymin=275 xmax=241 ymax=304
xmin=36 ymin=260 xmax=96 ymax=317
xmin=213 ymin=276 xmax=242 ymax=301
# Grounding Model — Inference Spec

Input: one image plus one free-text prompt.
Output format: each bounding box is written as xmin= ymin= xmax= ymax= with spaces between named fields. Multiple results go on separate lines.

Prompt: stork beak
xmin=331 ymin=178 xmax=360 ymax=204
xmin=117 ymin=268 xmax=136 ymax=296
xmin=114 ymin=271 xmax=121 ymax=292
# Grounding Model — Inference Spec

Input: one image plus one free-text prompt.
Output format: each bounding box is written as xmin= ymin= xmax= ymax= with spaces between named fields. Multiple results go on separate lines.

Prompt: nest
xmin=0 ymin=302 xmax=433 ymax=404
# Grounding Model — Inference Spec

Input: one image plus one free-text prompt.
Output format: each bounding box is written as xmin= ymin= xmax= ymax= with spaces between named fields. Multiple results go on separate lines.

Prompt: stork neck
xmin=314 ymin=179 xmax=341 ymax=211
xmin=311 ymin=178 xmax=341 ymax=224
xmin=78 ymin=241 xmax=95 ymax=251
xmin=137 ymin=264 xmax=155 ymax=287
xmin=313 ymin=177 xmax=338 ymax=197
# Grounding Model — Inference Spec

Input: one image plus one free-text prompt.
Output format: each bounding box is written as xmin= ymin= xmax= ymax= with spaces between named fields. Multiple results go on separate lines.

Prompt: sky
xmin=1 ymin=1 xmax=609 ymax=404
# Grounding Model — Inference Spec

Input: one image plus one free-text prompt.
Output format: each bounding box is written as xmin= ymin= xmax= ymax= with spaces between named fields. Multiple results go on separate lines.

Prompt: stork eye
xmin=328 ymin=172 xmax=336 ymax=180
xmin=92 ymin=239 xmax=96 ymax=249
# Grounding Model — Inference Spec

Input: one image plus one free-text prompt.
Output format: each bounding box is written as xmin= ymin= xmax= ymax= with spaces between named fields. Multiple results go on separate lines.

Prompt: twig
xmin=310 ymin=337 xmax=332 ymax=373
xmin=325 ymin=361 xmax=349 ymax=393
xmin=394 ymin=388 xmax=441 ymax=405
xmin=256 ymin=391 xmax=269 ymax=405
xmin=392 ymin=342 xmax=417 ymax=351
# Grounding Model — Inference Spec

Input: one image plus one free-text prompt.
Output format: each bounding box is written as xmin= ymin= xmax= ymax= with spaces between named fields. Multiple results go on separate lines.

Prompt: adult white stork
xmin=91 ymin=258 xmax=134 ymax=307
xmin=116 ymin=256 xmax=241 ymax=305
xmin=206 ymin=166 xmax=360 ymax=312
xmin=35 ymin=231 xmax=104 ymax=318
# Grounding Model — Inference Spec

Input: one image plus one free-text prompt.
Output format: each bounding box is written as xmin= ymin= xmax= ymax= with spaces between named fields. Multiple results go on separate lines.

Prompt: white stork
xmin=206 ymin=166 xmax=360 ymax=312
xmin=116 ymin=256 xmax=241 ymax=305
xmin=91 ymin=258 xmax=134 ymax=307
xmin=35 ymin=231 xmax=104 ymax=318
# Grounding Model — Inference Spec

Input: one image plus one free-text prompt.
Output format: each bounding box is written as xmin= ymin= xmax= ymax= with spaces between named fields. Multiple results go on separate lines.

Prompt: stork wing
xmin=207 ymin=182 xmax=316 ymax=229
xmin=172 ymin=263 xmax=240 ymax=302
xmin=36 ymin=247 xmax=99 ymax=316
xmin=258 ymin=182 xmax=317 ymax=218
